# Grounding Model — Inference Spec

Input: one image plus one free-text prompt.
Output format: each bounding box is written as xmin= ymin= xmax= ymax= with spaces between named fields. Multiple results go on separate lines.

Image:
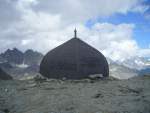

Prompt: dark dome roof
xmin=40 ymin=31 xmax=109 ymax=79
xmin=0 ymin=67 xmax=13 ymax=80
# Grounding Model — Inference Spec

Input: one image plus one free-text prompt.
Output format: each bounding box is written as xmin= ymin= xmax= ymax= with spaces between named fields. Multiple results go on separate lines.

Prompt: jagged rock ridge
xmin=0 ymin=48 xmax=43 ymax=79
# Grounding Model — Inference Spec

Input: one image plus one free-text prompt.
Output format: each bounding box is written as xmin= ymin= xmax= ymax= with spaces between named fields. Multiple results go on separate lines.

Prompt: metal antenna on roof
xmin=74 ymin=28 xmax=77 ymax=38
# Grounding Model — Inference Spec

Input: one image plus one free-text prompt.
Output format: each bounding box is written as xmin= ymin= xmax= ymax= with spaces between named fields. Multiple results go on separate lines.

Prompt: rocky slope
xmin=0 ymin=75 xmax=150 ymax=113
xmin=0 ymin=68 xmax=12 ymax=80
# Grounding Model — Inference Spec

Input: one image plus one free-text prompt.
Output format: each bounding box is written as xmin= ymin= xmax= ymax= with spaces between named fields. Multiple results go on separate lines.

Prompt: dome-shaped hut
xmin=40 ymin=29 xmax=109 ymax=79
xmin=0 ymin=67 xmax=13 ymax=80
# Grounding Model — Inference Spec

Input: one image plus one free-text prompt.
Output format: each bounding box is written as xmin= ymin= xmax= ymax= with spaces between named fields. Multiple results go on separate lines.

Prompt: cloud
xmin=145 ymin=13 xmax=150 ymax=20
xmin=30 ymin=0 xmax=149 ymax=23
xmin=0 ymin=0 xmax=149 ymax=61
xmin=0 ymin=0 xmax=20 ymax=28
xmin=81 ymin=23 xmax=139 ymax=61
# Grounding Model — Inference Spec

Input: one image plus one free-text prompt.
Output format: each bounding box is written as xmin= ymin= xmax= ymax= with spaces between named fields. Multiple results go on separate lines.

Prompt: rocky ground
xmin=0 ymin=76 xmax=150 ymax=113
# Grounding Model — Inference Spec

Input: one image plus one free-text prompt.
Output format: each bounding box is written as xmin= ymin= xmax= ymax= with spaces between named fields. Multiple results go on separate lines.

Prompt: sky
xmin=0 ymin=0 xmax=150 ymax=62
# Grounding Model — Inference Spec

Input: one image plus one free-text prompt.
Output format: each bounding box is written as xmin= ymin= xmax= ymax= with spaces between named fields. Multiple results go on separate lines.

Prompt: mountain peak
xmin=0 ymin=48 xmax=43 ymax=66
xmin=1 ymin=48 xmax=23 ymax=64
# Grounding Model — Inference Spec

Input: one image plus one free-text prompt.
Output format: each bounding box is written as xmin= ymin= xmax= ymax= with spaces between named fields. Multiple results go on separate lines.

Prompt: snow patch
xmin=17 ymin=63 xmax=29 ymax=68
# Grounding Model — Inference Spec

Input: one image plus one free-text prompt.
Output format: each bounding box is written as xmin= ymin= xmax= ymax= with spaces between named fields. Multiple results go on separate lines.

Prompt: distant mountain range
xmin=139 ymin=67 xmax=150 ymax=76
xmin=109 ymin=62 xmax=138 ymax=79
xmin=108 ymin=57 xmax=150 ymax=79
xmin=0 ymin=48 xmax=149 ymax=80
xmin=118 ymin=57 xmax=150 ymax=70
xmin=0 ymin=48 xmax=43 ymax=66
xmin=0 ymin=48 xmax=43 ymax=79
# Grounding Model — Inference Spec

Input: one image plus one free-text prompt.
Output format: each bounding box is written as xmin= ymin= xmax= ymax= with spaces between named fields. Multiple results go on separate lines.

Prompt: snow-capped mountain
xmin=109 ymin=62 xmax=138 ymax=79
xmin=120 ymin=57 xmax=150 ymax=70
xmin=0 ymin=48 xmax=149 ymax=80
xmin=107 ymin=56 xmax=150 ymax=79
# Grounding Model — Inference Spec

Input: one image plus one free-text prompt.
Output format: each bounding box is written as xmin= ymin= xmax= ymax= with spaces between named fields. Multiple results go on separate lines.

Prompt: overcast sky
xmin=0 ymin=0 xmax=150 ymax=62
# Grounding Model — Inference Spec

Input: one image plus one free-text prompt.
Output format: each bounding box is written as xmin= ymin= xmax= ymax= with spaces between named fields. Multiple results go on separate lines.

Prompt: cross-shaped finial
xmin=74 ymin=28 xmax=77 ymax=38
